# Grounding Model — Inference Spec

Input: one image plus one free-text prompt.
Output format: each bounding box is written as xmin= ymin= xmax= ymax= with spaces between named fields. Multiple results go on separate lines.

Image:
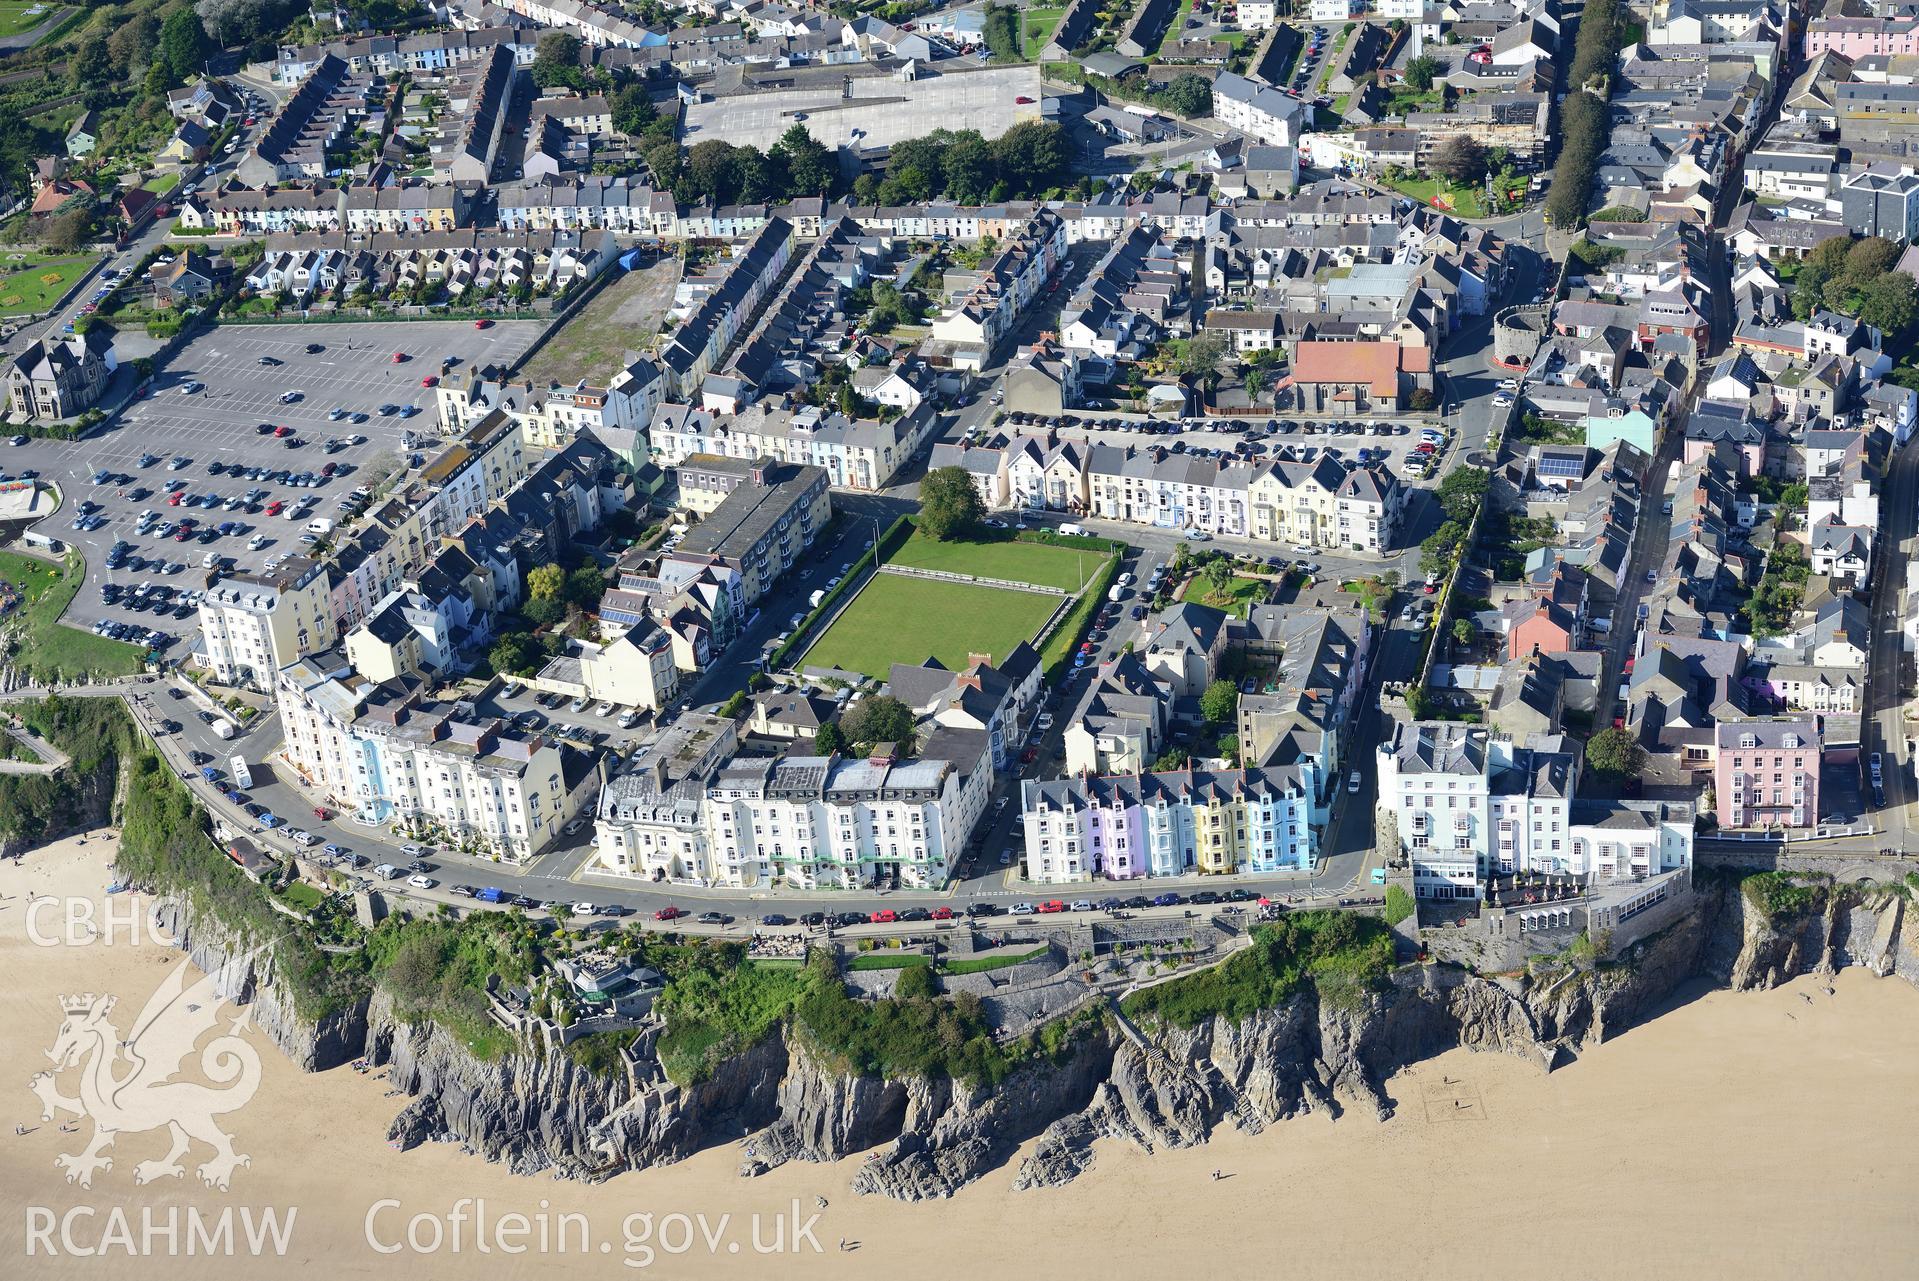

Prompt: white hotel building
xmin=1377 ymin=722 xmax=1693 ymax=899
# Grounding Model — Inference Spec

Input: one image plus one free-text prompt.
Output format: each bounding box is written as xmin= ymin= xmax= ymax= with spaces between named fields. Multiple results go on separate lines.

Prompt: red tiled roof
xmin=1291 ymin=341 xmax=1428 ymax=396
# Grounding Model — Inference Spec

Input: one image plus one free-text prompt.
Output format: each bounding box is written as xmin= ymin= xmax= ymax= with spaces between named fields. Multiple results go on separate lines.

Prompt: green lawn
xmin=887 ymin=531 xmax=1103 ymax=592
xmin=1022 ymin=5 xmax=1065 ymax=57
xmin=1190 ymin=575 xmax=1269 ymax=618
xmin=0 ymin=1 xmax=59 ymax=38
xmin=801 ymin=574 xmax=1062 ymax=678
xmin=0 ymin=254 xmax=99 ymax=317
xmin=1384 ymin=174 xmax=1488 ymax=218
xmin=141 ymin=171 xmax=180 ymax=195
xmin=0 ymin=549 xmax=144 ymax=681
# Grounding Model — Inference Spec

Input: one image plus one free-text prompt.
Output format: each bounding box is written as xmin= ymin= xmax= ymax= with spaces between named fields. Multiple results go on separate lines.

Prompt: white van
xmin=808 ymin=588 xmax=826 ymax=609
xmin=373 ymin=863 xmax=401 ymax=879
xmin=210 ymin=718 xmax=237 ymax=740
xmin=229 ymin=756 xmax=253 ymax=790
xmin=304 ymin=517 xmax=333 ymax=536
xmin=1108 ymin=585 xmax=1128 ymax=602
xmin=1059 ymin=523 xmax=1086 ymax=536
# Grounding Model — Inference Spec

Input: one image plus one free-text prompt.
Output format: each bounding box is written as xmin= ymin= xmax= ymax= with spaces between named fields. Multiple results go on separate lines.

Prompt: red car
xmin=654 ymin=905 xmax=683 ymax=921
xmin=313 ymin=807 xmax=330 ymax=820
xmin=929 ymin=906 xmax=954 ymax=920
xmin=390 ymin=351 xmax=408 ymax=363
xmin=274 ymin=425 xmax=293 ymax=437
xmin=473 ymin=319 xmax=493 ymax=329
xmin=168 ymin=492 xmax=183 ymax=506
xmin=1038 ymin=900 xmax=1067 ymax=914
xmin=870 ymin=908 xmax=898 ymax=923
xmin=266 ymin=500 xmax=284 ymax=516
xmin=1015 ymin=95 xmax=1035 ymax=104
xmin=421 ymin=375 xmax=439 ymax=387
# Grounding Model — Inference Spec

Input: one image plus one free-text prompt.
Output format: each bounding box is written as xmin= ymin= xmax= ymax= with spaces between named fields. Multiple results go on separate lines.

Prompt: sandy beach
xmin=3 ymin=830 xmax=1917 ymax=1281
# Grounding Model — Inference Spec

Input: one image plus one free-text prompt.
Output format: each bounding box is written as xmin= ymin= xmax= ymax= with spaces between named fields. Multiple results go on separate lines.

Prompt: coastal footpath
xmin=153 ymin=862 xmax=1917 ymax=1200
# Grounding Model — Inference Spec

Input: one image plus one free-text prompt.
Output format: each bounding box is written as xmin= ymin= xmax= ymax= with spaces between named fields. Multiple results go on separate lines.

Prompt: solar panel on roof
xmin=1538 ymin=454 xmax=1585 ymax=479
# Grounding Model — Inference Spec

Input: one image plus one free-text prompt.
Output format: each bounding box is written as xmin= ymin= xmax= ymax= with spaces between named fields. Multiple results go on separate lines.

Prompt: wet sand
xmin=4 ymin=831 xmax=1917 ymax=1280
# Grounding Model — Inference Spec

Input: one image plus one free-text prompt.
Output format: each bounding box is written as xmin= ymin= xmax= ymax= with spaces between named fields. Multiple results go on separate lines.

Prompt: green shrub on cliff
xmin=1121 ymin=911 xmax=1395 ymax=1027
xmin=1740 ymin=871 xmax=1825 ymax=923
xmin=654 ymin=943 xmax=811 ymax=1084
xmin=365 ymin=912 xmax=543 ymax=1059
xmin=1384 ymin=884 xmax=1415 ymax=927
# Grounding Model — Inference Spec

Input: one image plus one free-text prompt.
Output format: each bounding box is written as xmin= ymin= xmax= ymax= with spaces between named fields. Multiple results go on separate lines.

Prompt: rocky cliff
xmin=144 ymin=873 xmax=1919 ymax=1199
xmin=150 ymin=896 xmax=369 ymax=1073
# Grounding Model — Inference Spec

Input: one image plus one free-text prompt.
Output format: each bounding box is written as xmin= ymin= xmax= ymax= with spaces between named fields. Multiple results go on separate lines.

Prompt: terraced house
xmin=927 ymin=209 xmax=1068 ymax=367
xmin=1020 ymin=765 xmax=1319 ymax=883
xmin=275 ymin=658 xmax=585 ymax=859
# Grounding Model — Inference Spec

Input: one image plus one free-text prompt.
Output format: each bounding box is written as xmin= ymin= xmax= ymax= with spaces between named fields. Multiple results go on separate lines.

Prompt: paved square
xmin=19 ymin=318 xmax=542 ymax=648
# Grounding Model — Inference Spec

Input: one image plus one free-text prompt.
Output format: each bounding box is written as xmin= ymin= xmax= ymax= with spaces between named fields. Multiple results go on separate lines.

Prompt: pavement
xmin=12 ymin=319 xmax=541 ymax=647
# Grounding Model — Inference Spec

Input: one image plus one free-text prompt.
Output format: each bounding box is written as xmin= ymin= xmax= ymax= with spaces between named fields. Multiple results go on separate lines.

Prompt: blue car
xmin=257 ymin=812 xmax=279 ymax=828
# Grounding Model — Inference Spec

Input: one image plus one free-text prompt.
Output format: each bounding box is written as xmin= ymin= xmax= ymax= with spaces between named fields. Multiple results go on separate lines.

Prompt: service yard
xmin=12 ymin=319 xmax=542 ymax=651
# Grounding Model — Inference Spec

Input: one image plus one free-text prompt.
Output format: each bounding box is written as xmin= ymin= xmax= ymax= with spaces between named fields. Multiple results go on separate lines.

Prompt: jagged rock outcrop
xmin=849 ymin=1032 xmax=1114 ymax=1201
xmin=374 ymin=992 xmax=790 ymax=1179
xmin=741 ymin=1033 xmax=911 ymax=1175
xmin=150 ymin=896 xmax=367 ymax=1072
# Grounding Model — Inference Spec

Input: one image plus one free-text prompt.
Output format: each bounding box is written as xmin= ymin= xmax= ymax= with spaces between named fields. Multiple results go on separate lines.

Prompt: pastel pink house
xmin=1714 ymin=719 xmax=1820 ymax=830
xmin=1803 ymin=16 xmax=1919 ymax=60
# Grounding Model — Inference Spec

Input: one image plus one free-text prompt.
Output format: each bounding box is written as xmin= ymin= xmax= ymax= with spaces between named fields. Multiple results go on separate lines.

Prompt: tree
xmin=42 ymin=208 xmax=90 ymax=255
xmin=940 ymin=133 xmax=997 ymax=205
xmin=772 ymin=123 xmax=834 ymax=196
xmin=1404 ymin=685 xmax=1433 ymax=719
xmin=1152 ymin=747 xmax=1190 ymax=771
xmin=489 ymin=632 xmax=539 ymax=676
xmin=1202 ymin=556 xmax=1234 ymax=604
xmin=1402 ymin=54 xmax=1440 ymax=92
xmin=814 ymin=721 xmax=845 ymax=756
xmin=1858 ymin=272 xmax=1918 ymax=336
xmin=610 ymin=82 xmax=657 ymax=137
xmin=531 ymin=31 xmax=584 ymax=89
xmin=528 ymin=564 xmax=566 ymax=602
xmin=1430 ymin=135 xmax=1486 ymax=184
xmin=1420 ymin=520 xmax=1465 ymax=579
xmin=1807 ymin=234 xmax=1854 ymax=278
xmin=1408 ymin=388 xmax=1437 ymax=412
xmin=1842 ymin=236 xmax=1900 ymax=292
xmin=109 ymin=15 xmax=159 ymax=78
xmin=1217 ymin=734 xmax=1240 ymax=767
xmin=919 ymin=466 xmax=986 ymax=541
xmin=1436 ymin=465 xmax=1488 ymax=522
xmin=1200 ymin=679 xmax=1237 ymax=725
xmin=981 ymin=3 xmax=1021 ymax=60
xmin=1160 ymin=73 xmax=1213 ymax=118
xmin=521 ymin=596 xmax=565 ymax=627
xmin=1586 ymin=726 xmax=1646 ymax=783
xmin=70 ymin=34 xmax=111 ymax=90
xmin=842 ymin=694 xmax=914 ymax=746
xmin=565 ymin=565 xmax=606 ymax=606
xmin=990 ymin=121 xmax=1069 ymax=196
xmin=1171 ymin=330 xmax=1229 ymax=379
xmin=893 ymin=963 xmax=939 ymax=999
xmin=1451 ymin=617 xmax=1475 ymax=645
xmin=158 ymin=8 xmax=209 ymax=86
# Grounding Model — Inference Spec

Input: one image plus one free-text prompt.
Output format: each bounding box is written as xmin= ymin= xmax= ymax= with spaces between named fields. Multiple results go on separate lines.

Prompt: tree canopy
xmin=1402 ymin=55 xmax=1440 ymax=92
xmin=842 ymin=695 xmax=915 ymax=746
xmin=918 ymin=467 xmax=987 ymax=542
xmin=1586 ymin=727 xmax=1646 ymax=783
xmin=1200 ymin=679 xmax=1237 ymax=725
